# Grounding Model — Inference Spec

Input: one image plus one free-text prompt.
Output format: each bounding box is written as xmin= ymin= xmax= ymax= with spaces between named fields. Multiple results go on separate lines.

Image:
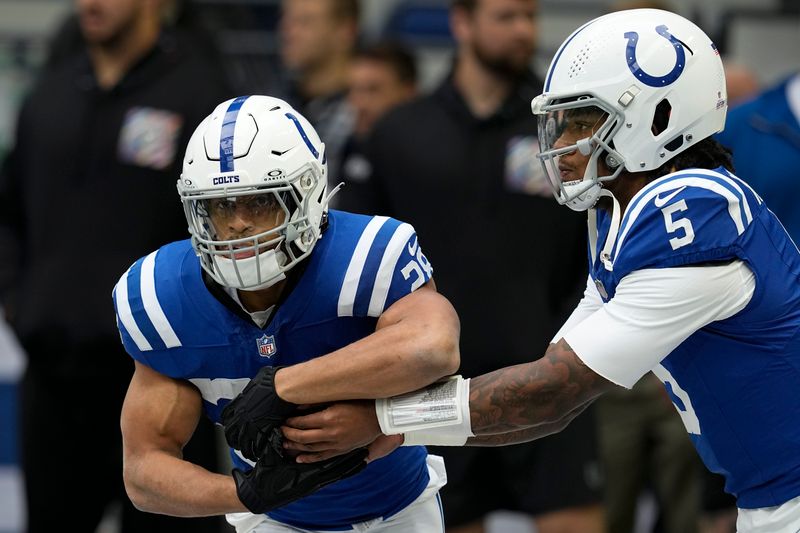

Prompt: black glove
xmin=233 ymin=448 xmax=369 ymax=514
xmin=222 ymin=366 xmax=298 ymax=461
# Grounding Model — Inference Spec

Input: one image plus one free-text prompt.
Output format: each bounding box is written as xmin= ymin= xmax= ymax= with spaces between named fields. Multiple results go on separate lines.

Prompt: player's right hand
xmin=222 ymin=365 xmax=298 ymax=461
xmin=281 ymin=401 xmax=381 ymax=462
xmin=232 ymin=447 xmax=368 ymax=514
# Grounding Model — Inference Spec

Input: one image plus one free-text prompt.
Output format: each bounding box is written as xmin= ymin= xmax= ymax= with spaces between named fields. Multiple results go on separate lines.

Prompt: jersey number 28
xmin=401 ymin=237 xmax=433 ymax=291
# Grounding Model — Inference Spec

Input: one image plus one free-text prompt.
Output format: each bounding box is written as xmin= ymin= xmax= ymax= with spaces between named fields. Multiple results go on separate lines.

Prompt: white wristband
xmin=375 ymin=376 xmax=473 ymax=446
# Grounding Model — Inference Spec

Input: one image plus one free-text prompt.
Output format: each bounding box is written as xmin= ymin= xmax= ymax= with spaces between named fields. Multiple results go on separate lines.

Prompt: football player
xmin=281 ymin=9 xmax=800 ymax=532
xmin=113 ymin=95 xmax=459 ymax=532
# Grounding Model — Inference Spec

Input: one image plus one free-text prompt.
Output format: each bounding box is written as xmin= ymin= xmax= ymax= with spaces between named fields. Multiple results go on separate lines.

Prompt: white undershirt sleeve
xmin=564 ymin=261 xmax=755 ymax=389
xmin=551 ymin=275 xmax=604 ymax=343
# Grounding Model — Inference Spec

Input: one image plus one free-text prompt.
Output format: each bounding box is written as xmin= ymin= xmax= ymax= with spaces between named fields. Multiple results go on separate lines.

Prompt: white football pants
xmin=736 ymin=492 xmax=800 ymax=533
xmin=227 ymin=454 xmax=447 ymax=533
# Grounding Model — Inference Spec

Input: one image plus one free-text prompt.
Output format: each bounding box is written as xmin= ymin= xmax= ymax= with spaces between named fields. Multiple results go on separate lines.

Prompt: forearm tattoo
xmin=466 ymin=402 xmax=591 ymax=446
xmin=469 ymin=339 xmax=615 ymax=435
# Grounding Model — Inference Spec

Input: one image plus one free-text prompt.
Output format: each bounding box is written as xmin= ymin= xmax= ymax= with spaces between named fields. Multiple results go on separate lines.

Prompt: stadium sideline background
xmin=0 ymin=1 xmax=797 ymax=532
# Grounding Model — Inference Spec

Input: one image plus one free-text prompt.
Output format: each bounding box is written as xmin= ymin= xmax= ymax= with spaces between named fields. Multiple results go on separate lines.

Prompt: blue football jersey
xmin=112 ymin=210 xmax=434 ymax=529
xmin=590 ymin=167 xmax=800 ymax=508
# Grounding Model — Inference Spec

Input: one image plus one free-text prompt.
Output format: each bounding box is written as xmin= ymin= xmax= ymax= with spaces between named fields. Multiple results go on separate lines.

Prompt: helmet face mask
xmin=531 ymin=8 xmax=727 ymax=211
xmin=534 ymin=94 xmax=626 ymax=210
xmin=177 ymin=96 xmax=329 ymax=291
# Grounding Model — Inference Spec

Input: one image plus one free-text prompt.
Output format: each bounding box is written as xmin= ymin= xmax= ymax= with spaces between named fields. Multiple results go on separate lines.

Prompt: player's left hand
xmin=222 ymin=366 xmax=298 ymax=461
xmin=282 ymin=400 xmax=381 ymax=463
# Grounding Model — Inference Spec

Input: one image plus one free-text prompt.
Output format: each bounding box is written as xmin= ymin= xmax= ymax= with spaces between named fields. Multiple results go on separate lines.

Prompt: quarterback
xmin=280 ymin=10 xmax=800 ymax=533
xmin=112 ymin=95 xmax=459 ymax=532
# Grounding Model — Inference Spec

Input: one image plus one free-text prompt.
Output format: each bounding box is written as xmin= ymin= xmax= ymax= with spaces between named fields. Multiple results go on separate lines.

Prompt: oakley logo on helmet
xmin=624 ymin=25 xmax=686 ymax=87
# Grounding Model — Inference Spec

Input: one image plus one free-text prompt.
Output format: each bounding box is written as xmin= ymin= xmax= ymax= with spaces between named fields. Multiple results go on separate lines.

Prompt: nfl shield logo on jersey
xmin=256 ymin=335 xmax=277 ymax=358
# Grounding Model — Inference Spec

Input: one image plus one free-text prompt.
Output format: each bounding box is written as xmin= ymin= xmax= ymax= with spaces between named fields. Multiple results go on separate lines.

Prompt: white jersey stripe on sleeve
xmin=140 ymin=251 xmax=182 ymax=348
xmin=690 ymin=169 xmax=754 ymax=223
xmin=616 ymin=177 xmax=748 ymax=259
xmin=367 ymin=223 xmax=416 ymax=317
xmin=114 ymin=268 xmax=153 ymax=352
xmin=338 ymin=216 xmax=389 ymax=316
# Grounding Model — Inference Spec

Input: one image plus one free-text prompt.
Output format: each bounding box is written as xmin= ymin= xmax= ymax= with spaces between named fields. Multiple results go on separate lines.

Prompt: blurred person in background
xmin=716 ymin=71 xmax=800 ymax=241
xmin=0 ymin=0 xmax=232 ymax=531
xmin=595 ymin=373 xmax=705 ymax=533
xmin=278 ymin=0 xmax=359 ymax=197
xmin=338 ymin=41 xmax=418 ymax=213
xmin=722 ymin=62 xmax=760 ymax=106
xmin=356 ymin=1 xmax=604 ymax=532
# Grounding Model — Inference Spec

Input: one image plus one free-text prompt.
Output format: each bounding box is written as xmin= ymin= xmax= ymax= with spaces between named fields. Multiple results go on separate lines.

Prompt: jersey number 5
xmin=661 ymin=200 xmax=695 ymax=250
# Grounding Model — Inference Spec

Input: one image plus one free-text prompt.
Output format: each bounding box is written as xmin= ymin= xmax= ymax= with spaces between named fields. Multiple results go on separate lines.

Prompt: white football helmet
xmin=177 ymin=95 xmax=328 ymax=290
xmin=531 ymin=9 xmax=727 ymax=211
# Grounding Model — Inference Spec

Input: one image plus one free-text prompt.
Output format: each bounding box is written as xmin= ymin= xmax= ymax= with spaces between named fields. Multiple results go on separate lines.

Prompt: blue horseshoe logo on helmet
xmin=624 ymin=25 xmax=686 ymax=87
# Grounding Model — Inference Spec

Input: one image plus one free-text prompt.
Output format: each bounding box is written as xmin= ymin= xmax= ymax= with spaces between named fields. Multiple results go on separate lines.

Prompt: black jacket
xmin=0 ymin=31 xmax=232 ymax=363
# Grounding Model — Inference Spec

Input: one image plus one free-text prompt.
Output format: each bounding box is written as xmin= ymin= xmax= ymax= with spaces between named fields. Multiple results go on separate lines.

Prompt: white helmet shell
xmin=532 ymin=9 xmax=727 ymax=210
xmin=177 ymin=95 xmax=329 ymax=290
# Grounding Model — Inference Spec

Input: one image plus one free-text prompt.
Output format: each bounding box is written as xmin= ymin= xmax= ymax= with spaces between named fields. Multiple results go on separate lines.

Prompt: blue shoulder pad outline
xmin=610 ymin=168 xmax=762 ymax=277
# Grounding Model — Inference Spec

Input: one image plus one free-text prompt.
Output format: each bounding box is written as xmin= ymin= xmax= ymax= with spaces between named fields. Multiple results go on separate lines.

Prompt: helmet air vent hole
xmin=664 ymin=135 xmax=684 ymax=152
xmin=651 ymin=99 xmax=672 ymax=136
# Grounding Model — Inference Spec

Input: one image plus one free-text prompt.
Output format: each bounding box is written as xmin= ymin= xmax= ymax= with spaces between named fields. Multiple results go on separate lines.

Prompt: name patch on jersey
xmin=256 ymin=334 xmax=277 ymax=358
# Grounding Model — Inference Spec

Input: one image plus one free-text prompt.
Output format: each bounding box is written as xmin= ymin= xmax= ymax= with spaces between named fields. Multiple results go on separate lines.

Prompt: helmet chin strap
xmin=564 ymin=180 xmax=603 ymax=212
xmin=586 ymin=189 xmax=622 ymax=272
xmin=563 ymin=150 xmax=625 ymax=212
xmin=325 ymin=182 xmax=345 ymax=205
xmin=563 ymin=138 xmax=618 ymax=211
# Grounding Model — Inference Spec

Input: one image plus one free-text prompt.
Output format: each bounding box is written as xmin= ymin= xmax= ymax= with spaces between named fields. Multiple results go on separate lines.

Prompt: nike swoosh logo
xmin=653 ymin=186 xmax=687 ymax=207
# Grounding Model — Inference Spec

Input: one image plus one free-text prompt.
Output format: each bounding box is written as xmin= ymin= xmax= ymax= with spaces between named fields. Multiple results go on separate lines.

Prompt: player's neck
xmin=237 ymin=280 xmax=288 ymax=313
xmin=599 ymin=172 xmax=651 ymax=214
